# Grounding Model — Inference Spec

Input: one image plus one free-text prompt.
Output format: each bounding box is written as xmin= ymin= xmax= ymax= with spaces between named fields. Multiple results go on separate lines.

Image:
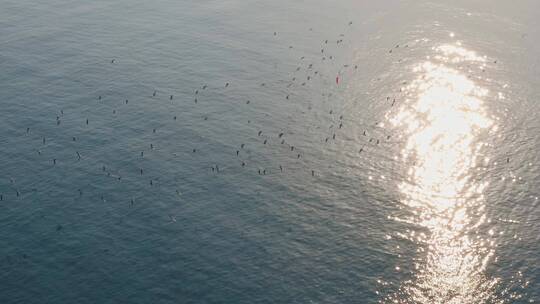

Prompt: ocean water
xmin=1 ymin=0 xmax=539 ymax=303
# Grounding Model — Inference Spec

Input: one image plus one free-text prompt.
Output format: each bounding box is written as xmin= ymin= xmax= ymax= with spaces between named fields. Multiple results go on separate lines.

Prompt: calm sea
xmin=1 ymin=0 xmax=539 ymax=303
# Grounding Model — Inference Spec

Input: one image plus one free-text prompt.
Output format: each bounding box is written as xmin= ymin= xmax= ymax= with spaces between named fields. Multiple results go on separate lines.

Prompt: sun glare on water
xmin=384 ymin=42 xmax=505 ymax=303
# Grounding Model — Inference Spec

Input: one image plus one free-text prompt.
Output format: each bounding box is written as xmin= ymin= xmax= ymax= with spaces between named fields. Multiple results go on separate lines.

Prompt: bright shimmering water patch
xmin=383 ymin=43 xmax=506 ymax=303
xmin=434 ymin=43 xmax=487 ymax=64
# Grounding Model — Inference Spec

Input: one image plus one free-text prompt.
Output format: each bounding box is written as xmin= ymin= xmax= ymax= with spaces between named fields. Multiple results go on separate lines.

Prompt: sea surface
xmin=1 ymin=0 xmax=539 ymax=303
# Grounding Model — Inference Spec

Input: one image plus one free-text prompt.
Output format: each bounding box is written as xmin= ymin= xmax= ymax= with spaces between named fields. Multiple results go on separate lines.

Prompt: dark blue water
xmin=1 ymin=1 xmax=539 ymax=303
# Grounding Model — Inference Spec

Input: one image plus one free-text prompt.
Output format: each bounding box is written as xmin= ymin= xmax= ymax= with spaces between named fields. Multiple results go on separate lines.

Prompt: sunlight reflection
xmin=386 ymin=43 xmax=502 ymax=303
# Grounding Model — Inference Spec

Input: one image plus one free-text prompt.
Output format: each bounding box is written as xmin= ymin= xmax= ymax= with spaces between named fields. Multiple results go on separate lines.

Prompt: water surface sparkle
xmin=386 ymin=43 xmax=503 ymax=303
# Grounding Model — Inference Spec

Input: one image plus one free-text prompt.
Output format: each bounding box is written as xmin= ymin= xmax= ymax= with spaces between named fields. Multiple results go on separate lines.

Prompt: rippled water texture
xmin=385 ymin=44 xmax=501 ymax=303
xmin=1 ymin=1 xmax=539 ymax=303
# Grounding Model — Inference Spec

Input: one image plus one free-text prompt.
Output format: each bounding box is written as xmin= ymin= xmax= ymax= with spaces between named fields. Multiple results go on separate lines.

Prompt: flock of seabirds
xmin=2 ymin=21 xmax=504 ymax=230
